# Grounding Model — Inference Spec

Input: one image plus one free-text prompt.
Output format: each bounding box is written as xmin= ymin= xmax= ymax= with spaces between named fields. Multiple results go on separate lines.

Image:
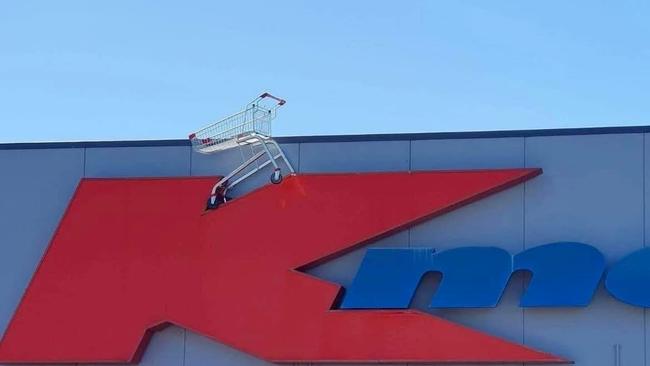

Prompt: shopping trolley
xmin=189 ymin=92 xmax=295 ymax=209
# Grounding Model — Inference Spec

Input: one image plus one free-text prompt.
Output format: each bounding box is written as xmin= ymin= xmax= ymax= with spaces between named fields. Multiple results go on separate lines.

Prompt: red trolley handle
xmin=259 ymin=92 xmax=286 ymax=106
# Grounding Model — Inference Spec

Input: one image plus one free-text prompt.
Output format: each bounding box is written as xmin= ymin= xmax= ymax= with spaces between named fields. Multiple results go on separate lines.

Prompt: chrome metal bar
xmin=227 ymin=153 xmax=284 ymax=189
xmin=260 ymin=139 xmax=280 ymax=171
xmin=267 ymin=140 xmax=295 ymax=173
xmin=210 ymin=150 xmax=266 ymax=196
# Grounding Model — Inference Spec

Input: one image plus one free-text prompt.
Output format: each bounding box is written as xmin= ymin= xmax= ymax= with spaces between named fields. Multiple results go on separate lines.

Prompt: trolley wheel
xmin=206 ymin=196 xmax=219 ymax=210
xmin=206 ymin=194 xmax=229 ymax=210
xmin=270 ymin=169 xmax=283 ymax=184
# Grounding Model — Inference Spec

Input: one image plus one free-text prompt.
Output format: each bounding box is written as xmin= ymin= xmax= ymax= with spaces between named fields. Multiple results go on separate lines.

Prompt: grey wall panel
xmin=409 ymin=137 xmax=525 ymax=250
xmin=299 ymin=141 xmax=409 ymax=172
xmin=84 ymin=146 xmax=191 ymax=177
xmin=190 ymin=143 xmax=299 ymax=197
xmin=0 ymin=149 xmax=84 ymax=339
xmin=411 ymin=138 xmax=525 ymax=169
xmin=135 ymin=326 xmax=185 ymax=366
xmin=524 ymin=134 xmax=645 ymax=366
xmin=525 ymin=134 xmax=643 ymax=253
xmin=410 ymin=188 xmax=524 ymax=251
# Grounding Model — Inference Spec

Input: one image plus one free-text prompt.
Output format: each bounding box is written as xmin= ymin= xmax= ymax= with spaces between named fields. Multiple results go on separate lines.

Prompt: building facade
xmin=0 ymin=126 xmax=648 ymax=366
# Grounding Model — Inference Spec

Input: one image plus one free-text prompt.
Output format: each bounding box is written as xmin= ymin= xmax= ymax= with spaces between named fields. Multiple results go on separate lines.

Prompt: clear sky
xmin=1 ymin=1 xmax=649 ymax=142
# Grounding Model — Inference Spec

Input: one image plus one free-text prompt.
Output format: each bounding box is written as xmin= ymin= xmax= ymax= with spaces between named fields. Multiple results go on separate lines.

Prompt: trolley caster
xmin=206 ymin=194 xmax=229 ymax=210
xmin=270 ymin=169 xmax=283 ymax=184
xmin=206 ymin=195 xmax=220 ymax=210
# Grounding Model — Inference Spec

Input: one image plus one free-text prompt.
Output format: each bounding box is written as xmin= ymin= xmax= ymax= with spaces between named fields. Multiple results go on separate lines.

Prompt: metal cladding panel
xmin=85 ymin=146 xmax=191 ymax=177
xmin=409 ymin=138 xmax=526 ymax=358
xmin=524 ymin=133 xmax=645 ymax=366
xmin=299 ymin=140 xmax=410 ymax=172
xmin=0 ymin=149 xmax=84 ymax=339
xmin=135 ymin=327 xmax=185 ymax=366
xmin=411 ymin=137 xmax=525 ymax=170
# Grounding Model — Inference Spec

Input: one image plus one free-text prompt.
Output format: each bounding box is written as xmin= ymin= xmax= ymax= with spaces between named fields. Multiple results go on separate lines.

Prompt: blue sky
xmin=1 ymin=1 xmax=649 ymax=142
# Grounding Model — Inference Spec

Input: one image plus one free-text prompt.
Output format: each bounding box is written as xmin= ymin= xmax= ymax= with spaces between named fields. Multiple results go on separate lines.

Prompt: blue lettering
xmin=606 ymin=248 xmax=650 ymax=307
xmin=514 ymin=242 xmax=604 ymax=307
xmin=340 ymin=242 xmax=609 ymax=309
xmin=340 ymin=247 xmax=512 ymax=309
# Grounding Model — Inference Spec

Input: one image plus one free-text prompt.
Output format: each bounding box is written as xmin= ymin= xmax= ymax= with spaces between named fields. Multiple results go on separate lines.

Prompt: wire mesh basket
xmin=189 ymin=93 xmax=285 ymax=154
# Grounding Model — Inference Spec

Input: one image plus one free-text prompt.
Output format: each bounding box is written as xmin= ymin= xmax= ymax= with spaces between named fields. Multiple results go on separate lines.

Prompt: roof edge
xmin=1 ymin=125 xmax=649 ymax=150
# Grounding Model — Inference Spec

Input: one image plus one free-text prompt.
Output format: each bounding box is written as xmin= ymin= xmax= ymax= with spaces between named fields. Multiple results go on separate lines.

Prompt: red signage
xmin=0 ymin=169 xmax=568 ymax=364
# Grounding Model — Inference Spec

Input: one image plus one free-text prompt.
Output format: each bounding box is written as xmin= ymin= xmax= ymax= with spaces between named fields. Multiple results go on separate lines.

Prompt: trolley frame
xmin=188 ymin=93 xmax=295 ymax=208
